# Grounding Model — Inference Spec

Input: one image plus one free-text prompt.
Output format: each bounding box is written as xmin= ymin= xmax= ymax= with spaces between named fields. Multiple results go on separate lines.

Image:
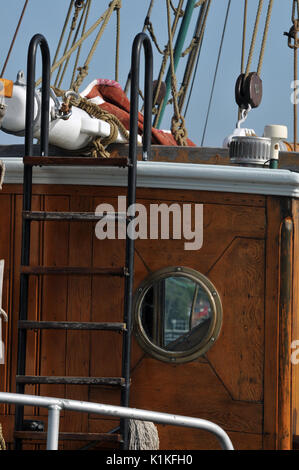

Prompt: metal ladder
xmin=14 ymin=32 xmax=153 ymax=450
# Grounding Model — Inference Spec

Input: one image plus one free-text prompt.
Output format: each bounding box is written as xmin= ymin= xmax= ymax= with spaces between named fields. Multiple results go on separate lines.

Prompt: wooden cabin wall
xmin=0 ymin=183 xmax=296 ymax=450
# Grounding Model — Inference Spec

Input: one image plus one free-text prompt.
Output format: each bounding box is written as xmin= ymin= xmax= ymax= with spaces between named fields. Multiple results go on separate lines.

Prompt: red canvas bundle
xmin=81 ymin=79 xmax=196 ymax=146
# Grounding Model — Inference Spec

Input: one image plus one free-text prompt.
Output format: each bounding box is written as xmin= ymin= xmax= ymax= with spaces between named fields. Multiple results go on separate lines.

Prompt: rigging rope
xmin=0 ymin=0 xmax=29 ymax=77
xmin=166 ymin=0 xmax=188 ymax=145
xmin=237 ymin=0 xmax=273 ymax=118
xmin=124 ymin=0 xmax=156 ymax=94
xmin=241 ymin=0 xmax=248 ymax=75
xmin=36 ymin=0 xmax=121 ymax=88
xmin=287 ymin=0 xmax=299 ymax=149
xmin=115 ymin=2 xmax=121 ymax=82
xmin=242 ymin=0 xmax=273 ymax=78
xmin=152 ymin=0 xmax=185 ymax=126
xmin=293 ymin=0 xmax=299 ymax=23
xmin=257 ymin=0 xmax=274 ymax=76
xmin=70 ymin=0 xmax=92 ymax=87
xmin=295 ymin=35 xmax=298 ymax=151
xmin=244 ymin=0 xmax=264 ymax=77
xmin=201 ymin=0 xmax=231 ymax=146
xmin=51 ymin=0 xmax=74 ymax=75
xmin=72 ymin=0 xmax=122 ymax=92
xmin=55 ymin=0 xmax=88 ymax=89
xmin=169 ymin=0 xmax=184 ymax=17
xmin=183 ymin=0 xmax=211 ymax=117
xmin=238 ymin=0 xmax=248 ymax=120
xmin=179 ymin=0 xmax=211 ymax=114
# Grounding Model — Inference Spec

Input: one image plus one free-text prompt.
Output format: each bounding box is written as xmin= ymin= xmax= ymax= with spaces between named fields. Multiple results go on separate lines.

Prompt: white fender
xmin=1 ymin=72 xmax=133 ymax=151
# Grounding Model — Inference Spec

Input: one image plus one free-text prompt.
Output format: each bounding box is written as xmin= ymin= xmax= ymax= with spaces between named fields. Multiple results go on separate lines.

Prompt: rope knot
xmin=171 ymin=115 xmax=188 ymax=146
xmin=114 ymin=0 xmax=122 ymax=10
xmin=91 ymin=138 xmax=110 ymax=159
xmin=285 ymin=20 xmax=299 ymax=49
xmin=72 ymin=65 xmax=89 ymax=92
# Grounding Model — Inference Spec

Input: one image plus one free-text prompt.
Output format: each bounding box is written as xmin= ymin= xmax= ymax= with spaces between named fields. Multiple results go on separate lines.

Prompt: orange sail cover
xmin=81 ymin=79 xmax=196 ymax=146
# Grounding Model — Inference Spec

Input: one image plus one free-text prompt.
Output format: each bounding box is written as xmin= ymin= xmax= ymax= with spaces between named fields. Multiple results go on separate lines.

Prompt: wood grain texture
xmin=130 ymin=358 xmax=262 ymax=435
xmin=0 ymin=183 xmax=294 ymax=450
xmin=207 ymin=238 xmax=264 ymax=402
xmin=277 ymin=217 xmax=293 ymax=450
xmin=155 ymin=426 xmax=263 ymax=450
xmin=292 ymin=199 xmax=299 ymax=441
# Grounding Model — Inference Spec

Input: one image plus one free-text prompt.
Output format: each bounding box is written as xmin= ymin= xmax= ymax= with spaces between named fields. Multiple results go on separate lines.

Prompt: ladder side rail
xmin=15 ymin=34 xmax=50 ymax=449
xmin=121 ymin=32 xmax=153 ymax=449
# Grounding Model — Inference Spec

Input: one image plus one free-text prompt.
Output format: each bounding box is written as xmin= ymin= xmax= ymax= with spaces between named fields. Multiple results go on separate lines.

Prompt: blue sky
xmin=0 ymin=0 xmax=294 ymax=147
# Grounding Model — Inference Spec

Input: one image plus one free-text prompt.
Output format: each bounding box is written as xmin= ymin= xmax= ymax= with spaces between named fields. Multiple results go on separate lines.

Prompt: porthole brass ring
xmin=133 ymin=266 xmax=223 ymax=364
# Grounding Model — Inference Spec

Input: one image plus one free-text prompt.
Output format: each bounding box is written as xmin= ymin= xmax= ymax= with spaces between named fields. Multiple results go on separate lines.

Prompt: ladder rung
xmin=23 ymin=156 xmax=129 ymax=167
xmin=23 ymin=211 xmax=127 ymax=221
xmin=14 ymin=431 xmax=121 ymax=442
xmin=18 ymin=321 xmax=126 ymax=331
xmin=20 ymin=266 xmax=127 ymax=276
xmin=16 ymin=376 xmax=125 ymax=386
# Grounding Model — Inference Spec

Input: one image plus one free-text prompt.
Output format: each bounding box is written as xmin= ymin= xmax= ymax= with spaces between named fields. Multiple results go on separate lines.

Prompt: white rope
xmin=128 ymin=420 xmax=159 ymax=450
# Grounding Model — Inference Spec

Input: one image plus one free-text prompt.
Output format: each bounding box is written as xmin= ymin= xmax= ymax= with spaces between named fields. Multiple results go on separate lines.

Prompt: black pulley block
xmin=235 ymin=73 xmax=246 ymax=108
xmin=235 ymin=72 xmax=263 ymax=109
xmin=152 ymin=80 xmax=166 ymax=106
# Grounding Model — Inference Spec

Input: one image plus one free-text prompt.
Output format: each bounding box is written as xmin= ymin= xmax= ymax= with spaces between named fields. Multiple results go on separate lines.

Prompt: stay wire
xmin=1 ymin=0 xmax=29 ymax=77
xmin=183 ymin=0 xmax=211 ymax=118
xmin=201 ymin=0 xmax=231 ymax=146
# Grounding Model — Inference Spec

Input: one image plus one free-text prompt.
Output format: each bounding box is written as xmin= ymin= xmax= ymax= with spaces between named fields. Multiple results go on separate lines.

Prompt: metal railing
xmin=0 ymin=391 xmax=234 ymax=450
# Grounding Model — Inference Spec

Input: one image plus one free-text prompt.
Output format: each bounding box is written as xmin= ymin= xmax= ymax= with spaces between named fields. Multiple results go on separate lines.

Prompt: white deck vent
xmin=229 ymin=135 xmax=271 ymax=167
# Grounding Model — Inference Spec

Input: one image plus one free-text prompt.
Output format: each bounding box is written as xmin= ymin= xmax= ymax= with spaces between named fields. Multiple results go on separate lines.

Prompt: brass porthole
xmin=133 ymin=267 xmax=223 ymax=363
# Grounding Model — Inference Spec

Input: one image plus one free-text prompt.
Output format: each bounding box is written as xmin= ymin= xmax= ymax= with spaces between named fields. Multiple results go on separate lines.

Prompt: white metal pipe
xmin=46 ymin=405 xmax=61 ymax=450
xmin=0 ymin=391 xmax=234 ymax=450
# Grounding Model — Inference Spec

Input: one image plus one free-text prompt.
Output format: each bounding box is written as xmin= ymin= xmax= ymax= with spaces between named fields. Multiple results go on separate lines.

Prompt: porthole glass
xmin=134 ymin=267 xmax=222 ymax=363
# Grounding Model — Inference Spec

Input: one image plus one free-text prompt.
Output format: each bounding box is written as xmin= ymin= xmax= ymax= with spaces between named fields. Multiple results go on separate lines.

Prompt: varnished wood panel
xmin=154 ymin=426 xmax=263 ymax=450
xmin=130 ymin=358 xmax=262 ymax=434
xmin=292 ymin=199 xmax=299 ymax=442
xmin=0 ymin=194 xmax=12 ymax=418
xmin=207 ymin=238 xmax=264 ymax=402
xmin=0 ymin=183 xmax=294 ymax=450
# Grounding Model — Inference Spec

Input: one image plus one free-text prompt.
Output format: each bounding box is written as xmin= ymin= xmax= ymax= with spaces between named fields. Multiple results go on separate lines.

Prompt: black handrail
xmin=121 ymin=32 xmax=153 ymax=450
xmin=129 ymin=32 xmax=153 ymax=164
xmin=25 ymin=33 xmax=50 ymax=157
